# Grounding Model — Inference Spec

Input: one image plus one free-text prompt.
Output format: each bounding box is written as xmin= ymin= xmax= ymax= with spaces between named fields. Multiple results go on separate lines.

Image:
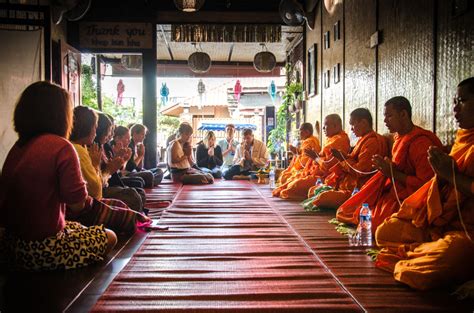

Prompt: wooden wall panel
xmin=436 ymin=0 xmax=474 ymax=145
xmin=305 ymin=1 xmax=323 ymax=137
xmin=321 ymin=0 xmax=344 ymax=142
xmin=377 ymin=0 xmax=435 ymax=134
xmin=343 ymin=0 xmax=377 ymax=136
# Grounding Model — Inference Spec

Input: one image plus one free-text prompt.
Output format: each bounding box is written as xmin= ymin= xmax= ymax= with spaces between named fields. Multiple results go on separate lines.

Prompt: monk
xmin=306 ymin=108 xmax=388 ymax=209
xmin=375 ymin=77 xmax=474 ymax=290
xmin=273 ymin=114 xmax=350 ymax=200
xmin=278 ymin=122 xmax=321 ymax=185
xmin=336 ymin=96 xmax=443 ymax=231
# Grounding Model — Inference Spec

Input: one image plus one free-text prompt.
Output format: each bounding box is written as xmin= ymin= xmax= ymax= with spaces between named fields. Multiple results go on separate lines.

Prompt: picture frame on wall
xmin=323 ymin=69 xmax=330 ymax=89
xmin=333 ymin=63 xmax=340 ymax=84
xmin=324 ymin=31 xmax=330 ymax=49
xmin=307 ymin=44 xmax=317 ymax=97
xmin=334 ymin=20 xmax=341 ymax=41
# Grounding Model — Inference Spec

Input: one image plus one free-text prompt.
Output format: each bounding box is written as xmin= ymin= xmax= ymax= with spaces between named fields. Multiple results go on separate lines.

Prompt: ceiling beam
xmin=156 ymin=11 xmax=283 ymax=24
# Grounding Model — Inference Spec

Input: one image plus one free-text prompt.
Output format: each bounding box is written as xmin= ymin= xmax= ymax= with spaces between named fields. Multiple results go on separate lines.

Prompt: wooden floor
xmin=1 ymin=179 xmax=473 ymax=312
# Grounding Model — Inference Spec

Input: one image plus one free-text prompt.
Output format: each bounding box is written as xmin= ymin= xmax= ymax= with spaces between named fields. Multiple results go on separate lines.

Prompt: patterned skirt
xmin=4 ymin=221 xmax=108 ymax=271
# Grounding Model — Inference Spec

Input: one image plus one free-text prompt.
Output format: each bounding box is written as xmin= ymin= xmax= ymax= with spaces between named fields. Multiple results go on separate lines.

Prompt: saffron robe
xmin=375 ymin=128 xmax=474 ymax=290
xmin=272 ymin=131 xmax=350 ymax=199
xmin=278 ymin=135 xmax=321 ymax=185
xmin=336 ymin=126 xmax=443 ymax=231
xmin=308 ymin=131 xmax=389 ymax=208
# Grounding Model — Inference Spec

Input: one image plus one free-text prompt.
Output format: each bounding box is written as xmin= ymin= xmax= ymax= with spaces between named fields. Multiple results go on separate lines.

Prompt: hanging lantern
xmin=116 ymin=79 xmax=125 ymax=105
xmin=253 ymin=44 xmax=276 ymax=73
xmin=121 ymin=55 xmax=142 ymax=70
xmin=188 ymin=44 xmax=211 ymax=73
xmin=197 ymin=79 xmax=206 ymax=108
xmin=234 ymin=80 xmax=242 ymax=103
xmin=160 ymin=82 xmax=170 ymax=105
xmin=173 ymin=0 xmax=205 ymax=12
xmin=268 ymin=80 xmax=277 ymax=104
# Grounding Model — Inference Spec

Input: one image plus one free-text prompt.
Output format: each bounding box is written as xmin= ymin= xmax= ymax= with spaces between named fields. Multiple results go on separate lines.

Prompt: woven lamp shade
xmin=188 ymin=51 xmax=212 ymax=73
xmin=253 ymin=51 xmax=276 ymax=73
xmin=173 ymin=0 xmax=205 ymax=12
xmin=121 ymin=55 xmax=142 ymax=70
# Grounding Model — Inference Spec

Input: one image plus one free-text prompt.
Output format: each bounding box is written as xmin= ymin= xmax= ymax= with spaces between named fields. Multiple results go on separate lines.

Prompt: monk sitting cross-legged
xmin=306 ymin=108 xmax=388 ymax=210
xmin=278 ymin=122 xmax=321 ymax=185
xmin=273 ymin=114 xmax=350 ymax=200
xmin=336 ymin=97 xmax=443 ymax=232
xmin=375 ymin=77 xmax=474 ymax=290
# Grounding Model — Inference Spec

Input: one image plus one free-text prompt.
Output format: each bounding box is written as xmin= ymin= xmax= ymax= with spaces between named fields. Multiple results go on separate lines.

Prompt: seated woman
xmin=196 ymin=131 xmax=223 ymax=178
xmin=69 ymin=106 xmax=150 ymax=234
xmin=94 ymin=113 xmax=146 ymax=213
xmin=127 ymin=123 xmax=164 ymax=186
xmin=167 ymin=123 xmax=214 ymax=184
xmin=0 ymin=81 xmax=116 ymax=271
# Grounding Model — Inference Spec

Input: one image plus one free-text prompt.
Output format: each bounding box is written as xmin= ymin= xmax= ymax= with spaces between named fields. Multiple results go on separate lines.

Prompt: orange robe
xmin=273 ymin=131 xmax=350 ymax=200
xmin=278 ymin=136 xmax=321 ymax=185
xmin=308 ymin=131 xmax=389 ymax=207
xmin=375 ymin=128 xmax=474 ymax=290
xmin=336 ymin=126 xmax=443 ymax=231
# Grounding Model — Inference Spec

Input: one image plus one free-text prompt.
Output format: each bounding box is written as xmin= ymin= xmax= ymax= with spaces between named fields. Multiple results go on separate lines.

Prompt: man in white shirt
xmin=218 ymin=124 xmax=238 ymax=175
xmin=223 ymin=128 xmax=269 ymax=180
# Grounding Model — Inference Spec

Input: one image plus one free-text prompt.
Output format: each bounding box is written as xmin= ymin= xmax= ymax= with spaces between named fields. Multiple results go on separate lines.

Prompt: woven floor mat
xmin=92 ymin=180 xmax=364 ymax=312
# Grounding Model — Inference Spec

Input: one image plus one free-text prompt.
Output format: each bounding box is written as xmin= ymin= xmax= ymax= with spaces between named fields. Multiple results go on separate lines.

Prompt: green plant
xmin=81 ymin=65 xmax=141 ymax=126
xmin=157 ymin=114 xmax=180 ymax=138
xmin=267 ymin=64 xmax=303 ymax=155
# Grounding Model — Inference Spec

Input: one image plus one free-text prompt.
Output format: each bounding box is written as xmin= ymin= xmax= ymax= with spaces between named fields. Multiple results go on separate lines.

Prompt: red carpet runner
xmin=92 ymin=180 xmax=364 ymax=312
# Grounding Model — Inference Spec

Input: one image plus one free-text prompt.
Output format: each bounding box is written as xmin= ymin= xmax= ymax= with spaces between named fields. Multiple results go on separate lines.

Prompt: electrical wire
xmin=340 ymin=153 xmax=379 ymax=175
xmin=452 ymin=159 xmax=472 ymax=241
xmin=389 ymin=162 xmax=402 ymax=207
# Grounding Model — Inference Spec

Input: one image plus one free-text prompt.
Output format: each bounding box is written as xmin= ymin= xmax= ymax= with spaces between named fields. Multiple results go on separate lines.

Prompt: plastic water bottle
xmin=269 ymin=168 xmax=275 ymax=188
xmin=358 ymin=203 xmax=372 ymax=246
xmin=351 ymin=187 xmax=359 ymax=197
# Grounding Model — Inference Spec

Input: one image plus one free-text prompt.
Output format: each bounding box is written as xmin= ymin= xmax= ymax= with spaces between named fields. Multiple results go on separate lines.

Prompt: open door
xmin=60 ymin=40 xmax=81 ymax=106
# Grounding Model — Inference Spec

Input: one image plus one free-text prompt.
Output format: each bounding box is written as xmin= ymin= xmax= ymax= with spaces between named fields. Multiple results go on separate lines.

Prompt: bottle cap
xmin=362 ymin=203 xmax=369 ymax=207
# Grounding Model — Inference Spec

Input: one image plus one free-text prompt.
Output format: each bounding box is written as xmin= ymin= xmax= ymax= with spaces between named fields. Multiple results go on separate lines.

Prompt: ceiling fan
xmin=279 ymin=0 xmax=318 ymax=30
xmin=52 ymin=0 xmax=92 ymax=25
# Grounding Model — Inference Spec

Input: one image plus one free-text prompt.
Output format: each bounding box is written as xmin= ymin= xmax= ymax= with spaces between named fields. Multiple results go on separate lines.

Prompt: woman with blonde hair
xmin=196 ymin=131 xmax=223 ymax=178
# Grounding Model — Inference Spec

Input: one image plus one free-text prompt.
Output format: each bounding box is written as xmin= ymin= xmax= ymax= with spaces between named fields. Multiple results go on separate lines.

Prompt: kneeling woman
xmin=69 ymin=106 xmax=149 ymax=234
xmin=0 ymin=82 xmax=116 ymax=271
xmin=196 ymin=131 xmax=223 ymax=178
xmin=167 ymin=123 xmax=213 ymax=184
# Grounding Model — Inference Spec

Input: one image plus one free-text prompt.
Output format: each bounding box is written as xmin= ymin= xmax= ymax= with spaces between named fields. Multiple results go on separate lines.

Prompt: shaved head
xmin=323 ymin=114 xmax=343 ymax=137
xmin=326 ymin=114 xmax=342 ymax=128
xmin=299 ymin=122 xmax=313 ymax=135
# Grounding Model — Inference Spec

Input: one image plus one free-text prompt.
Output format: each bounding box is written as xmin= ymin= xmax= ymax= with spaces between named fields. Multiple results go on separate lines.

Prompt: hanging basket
xmin=253 ymin=51 xmax=276 ymax=73
xmin=188 ymin=51 xmax=211 ymax=73
xmin=121 ymin=55 xmax=142 ymax=70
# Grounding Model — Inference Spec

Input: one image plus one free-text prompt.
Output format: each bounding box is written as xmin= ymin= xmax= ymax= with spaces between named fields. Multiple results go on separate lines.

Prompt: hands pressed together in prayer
xmin=303 ymin=148 xmax=319 ymax=160
xmin=288 ymin=144 xmax=298 ymax=155
xmin=428 ymin=146 xmax=456 ymax=182
xmin=244 ymin=150 xmax=251 ymax=161
xmin=331 ymin=148 xmax=346 ymax=162
xmin=137 ymin=143 xmax=145 ymax=158
xmin=372 ymin=154 xmax=393 ymax=177
xmin=183 ymin=142 xmax=192 ymax=157
xmin=208 ymin=145 xmax=215 ymax=157
xmin=88 ymin=143 xmax=102 ymax=169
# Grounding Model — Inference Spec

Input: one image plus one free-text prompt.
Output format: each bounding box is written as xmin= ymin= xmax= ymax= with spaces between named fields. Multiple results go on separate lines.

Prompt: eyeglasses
xmin=453 ymin=97 xmax=470 ymax=105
